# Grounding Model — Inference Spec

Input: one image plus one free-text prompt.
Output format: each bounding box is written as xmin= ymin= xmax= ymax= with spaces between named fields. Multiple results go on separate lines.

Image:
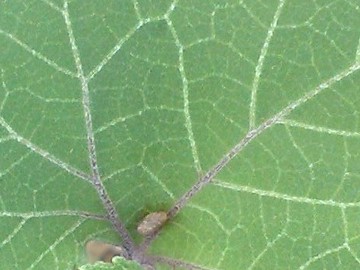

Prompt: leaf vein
xmin=62 ymin=0 xmax=135 ymax=253
xmin=280 ymin=119 xmax=360 ymax=138
xmin=26 ymin=219 xmax=84 ymax=270
xmin=213 ymin=180 xmax=360 ymax=208
xmin=0 ymin=116 xmax=91 ymax=182
xmin=165 ymin=15 xmax=202 ymax=174
xmin=0 ymin=29 xmax=77 ymax=78
xmin=249 ymin=0 xmax=286 ymax=129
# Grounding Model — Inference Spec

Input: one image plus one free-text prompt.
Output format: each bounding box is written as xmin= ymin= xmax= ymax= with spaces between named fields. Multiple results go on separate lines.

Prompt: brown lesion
xmin=137 ymin=211 xmax=168 ymax=236
xmin=85 ymin=240 xmax=126 ymax=263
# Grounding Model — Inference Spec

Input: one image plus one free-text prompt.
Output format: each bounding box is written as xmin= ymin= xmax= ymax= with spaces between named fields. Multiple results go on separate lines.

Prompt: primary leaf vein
xmin=62 ymin=0 xmax=134 ymax=253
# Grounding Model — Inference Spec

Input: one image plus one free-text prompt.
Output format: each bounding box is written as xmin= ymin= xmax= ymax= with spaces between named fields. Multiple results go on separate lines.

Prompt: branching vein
xmin=62 ymin=0 xmax=134 ymax=253
xmin=0 ymin=210 xmax=108 ymax=220
xmin=86 ymin=21 xmax=144 ymax=81
xmin=213 ymin=180 xmax=360 ymax=208
xmin=0 ymin=116 xmax=91 ymax=182
xmin=279 ymin=119 xmax=360 ymax=138
xmin=249 ymin=0 xmax=286 ymax=129
xmin=169 ymin=61 xmax=360 ymax=216
xmin=0 ymin=219 xmax=27 ymax=249
xmin=142 ymin=61 xmax=360 ymax=249
xmin=165 ymin=15 xmax=202 ymax=174
xmin=27 ymin=219 xmax=84 ymax=270
xmin=0 ymin=29 xmax=77 ymax=78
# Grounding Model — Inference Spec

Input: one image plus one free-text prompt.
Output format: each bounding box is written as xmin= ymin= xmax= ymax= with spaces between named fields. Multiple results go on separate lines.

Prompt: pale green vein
xmin=26 ymin=219 xmax=84 ymax=270
xmin=188 ymin=203 xmax=229 ymax=235
xmin=86 ymin=0 xmax=178 ymax=81
xmin=348 ymin=247 xmax=360 ymax=265
xmin=171 ymin=221 xmax=202 ymax=246
xmin=165 ymin=0 xmax=179 ymax=17
xmin=279 ymin=119 xmax=360 ymax=138
xmin=86 ymin=20 xmax=145 ymax=81
xmin=0 ymin=151 xmax=31 ymax=178
xmin=278 ymin=62 xmax=360 ymax=117
xmin=216 ymin=235 xmax=230 ymax=269
xmin=0 ymin=219 xmax=27 ymax=249
xmin=250 ymin=202 xmax=289 ymax=269
xmin=0 ymin=136 xmax=12 ymax=143
xmin=330 ymin=139 xmax=350 ymax=200
xmin=0 ymin=210 xmax=107 ymax=220
xmin=0 ymin=71 xmax=9 ymax=112
xmin=0 ymin=29 xmax=76 ymax=77
xmin=309 ymin=26 xmax=352 ymax=62
xmin=356 ymin=37 xmax=360 ymax=62
xmin=212 ymin=40 xmax=256 ymax=66
xmin=298 ymin=244 xmax=347 ymax=270
xmin=341 ymin=208 xmax=349 ymax=244
xmin=0 ymin=92 xmax=8 ymax=113
xmin=132 ymin=0 xmax=142 ymax=21
xmin=62 ymin=0 xmax=134 ymax=252
xmin=165 ymin=15 xmax=202 ymax=174
xmin=142 ymin=165 xmax=175 ymax=199
xmin=248 ymin=232 xmax=285 ymax=270
xmin=0 ymin=70 xmax=79 ymax=104
xmin=94 ymin=110 xmax=144 ymax=134
xmin=259 ymin=197 xmax=269 ymax=241
xmin=249 ymin=0 xmax=286 ymax=129
xmin=241 ymin=1 xmax=268 ymax=29
xmin=0 ymin=116 xmax=91 ymax=182
xmin=284 ymin=125 xmax=316 ymax=196
xmin=19 ymin=88 xmax=79 ymax=104
xmin=212 ymin=180 xmax=360 ymax=208
xmin=40 ymin=0 xmax=63 ymax=13
xmin=103 ymin=166 xmax=138 ymax=182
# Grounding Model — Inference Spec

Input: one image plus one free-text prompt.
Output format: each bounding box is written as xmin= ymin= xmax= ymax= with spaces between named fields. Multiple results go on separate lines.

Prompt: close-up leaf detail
xmin=0 ymin=0 xmax=360 ymax=269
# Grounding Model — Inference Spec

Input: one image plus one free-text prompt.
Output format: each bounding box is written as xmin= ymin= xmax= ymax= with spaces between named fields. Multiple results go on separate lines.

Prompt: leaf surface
xmin=0 ymin=0 xmax=360 ymax=269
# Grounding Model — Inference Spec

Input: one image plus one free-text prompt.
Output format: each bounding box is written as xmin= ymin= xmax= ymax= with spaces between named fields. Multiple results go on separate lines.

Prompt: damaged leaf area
xmin=0 ymin=0 xmax=360 ymax=270
xmin=79 ymin=257 xmax=143 ymax=270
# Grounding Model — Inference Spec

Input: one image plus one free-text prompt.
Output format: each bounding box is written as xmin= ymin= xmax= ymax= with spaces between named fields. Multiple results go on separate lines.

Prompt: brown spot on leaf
xmin=85 ymin=240 xmax=124 ymax=263
xmin=137 ymin=211 xmax=168 ymax=236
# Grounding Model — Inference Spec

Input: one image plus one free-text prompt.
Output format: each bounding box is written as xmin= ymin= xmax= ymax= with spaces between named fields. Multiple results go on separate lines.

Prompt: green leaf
xmin=0 ymin=0 xmax=360 ymax=269
xmin=79 ymin=257 xmax=143 ymax=270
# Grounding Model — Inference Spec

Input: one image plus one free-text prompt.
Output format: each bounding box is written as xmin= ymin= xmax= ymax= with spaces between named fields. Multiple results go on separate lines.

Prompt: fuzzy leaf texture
xmin=0 ymin=0 xmax=360 ymax=270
